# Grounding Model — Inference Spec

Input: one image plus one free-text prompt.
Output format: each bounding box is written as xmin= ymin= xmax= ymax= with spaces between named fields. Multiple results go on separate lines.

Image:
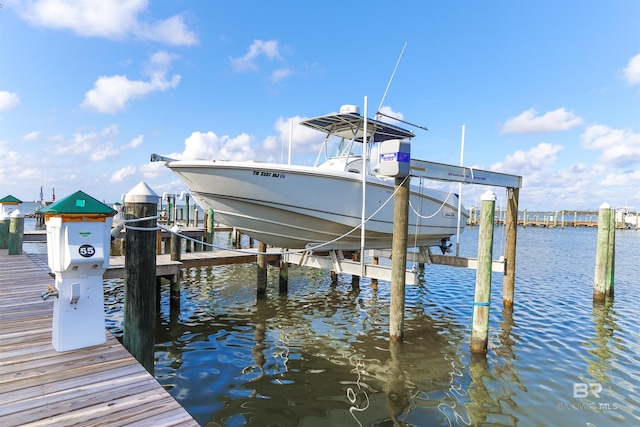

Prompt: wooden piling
xmin=170 ymin=227 xmax=181 ymax=262
xmin=351 ymin=251 xmax=360 ymax=290
xmin=257 ymin=241 xmax=268 ymax=297
xmin=390 ymin=176 xmax=410 ymax=342
xmin=123 ymin=182 xmax=159 ymax=374
xmin=184 ymin=196 xmax=192 ymax=253
xmin=593 ymin=203 xmax=615 ymax=302
xmin=606 ymin=207 xmax=615 ymax=297
xmin=0 ymin=215 xmax=9 ymax=249
xmin=503 ymin=187 xmax=518 ymax=308
xmin=371 ymin=256 xmax=379 ymax=291
xmin=8 ymin=211 xmax=24 ymax=255
xmin=155 ymin=229 xmax=162 ymax=255
xmin=470 ymin=190 xmax=496 ymax=353
xmin=593 ymin=203 xmax=614 ymax=302
xmin=206 ymin=208 xmax=215 ymax=251
xmin=169 ymin=226 xmax=182 ymax=301
xmin=279 ymin=260 xmax=288 ymax=293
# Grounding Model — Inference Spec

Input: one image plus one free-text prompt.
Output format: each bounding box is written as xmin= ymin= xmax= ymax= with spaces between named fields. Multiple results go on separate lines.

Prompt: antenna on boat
xmin=375 ymin=42 xmax=429 ymax=132
xmin=376 ymin=111 xmax=429 ymax=132
xmin=376 ymin=41 xmax=407 ymax=119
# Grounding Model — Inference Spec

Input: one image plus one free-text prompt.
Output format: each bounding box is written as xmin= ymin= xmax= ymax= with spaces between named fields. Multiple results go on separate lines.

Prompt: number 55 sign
xmin=79 ymin=244 xmax=96 ymax=258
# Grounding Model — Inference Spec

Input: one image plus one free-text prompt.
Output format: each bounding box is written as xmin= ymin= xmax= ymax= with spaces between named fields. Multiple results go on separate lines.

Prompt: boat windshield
xmin=332 ymin=135 xmax=362 ymax=159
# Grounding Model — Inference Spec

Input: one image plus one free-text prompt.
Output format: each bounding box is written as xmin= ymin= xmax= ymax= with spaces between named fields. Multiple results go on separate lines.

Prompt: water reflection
xmin=587 ymin=300 xmax=619 ymax=385
xmin=129 ymin=263 xmax=471 ymax=426
xmin=100 ymin=227 xmax=640 ymax=426
xmin=384 ymin=342 xmax=407 ymax=426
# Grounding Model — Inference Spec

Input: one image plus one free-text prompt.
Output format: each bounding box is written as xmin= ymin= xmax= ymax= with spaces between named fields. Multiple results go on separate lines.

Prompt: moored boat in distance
xmin=152 ymin=104 xmax=468 ymax=250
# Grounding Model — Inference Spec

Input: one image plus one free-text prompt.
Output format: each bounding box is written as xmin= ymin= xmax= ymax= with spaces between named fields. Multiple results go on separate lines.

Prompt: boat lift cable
xmin=412 ymin=178 xmax=425 ymax=254
xmin=150 ymin=176 xmax=410 ymax=256
xmin=408 ymin=182 xmax=457 ymax=220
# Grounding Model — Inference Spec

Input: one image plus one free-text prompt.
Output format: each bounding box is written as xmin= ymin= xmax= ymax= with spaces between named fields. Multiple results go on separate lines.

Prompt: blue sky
xmin=1 ymin=0 xmax=639 ymax=212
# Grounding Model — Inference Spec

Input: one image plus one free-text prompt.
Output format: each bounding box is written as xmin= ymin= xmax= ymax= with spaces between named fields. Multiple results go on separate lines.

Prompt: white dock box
xmin=379 ymin=139 xmax=411 ymax=177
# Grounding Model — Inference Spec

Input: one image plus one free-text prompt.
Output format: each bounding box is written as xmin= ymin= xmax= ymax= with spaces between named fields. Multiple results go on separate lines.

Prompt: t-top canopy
xmin=299 ymin=112 xmax=415 ymax=143
xmin=40 ymin=190 xmax=116 ymax=216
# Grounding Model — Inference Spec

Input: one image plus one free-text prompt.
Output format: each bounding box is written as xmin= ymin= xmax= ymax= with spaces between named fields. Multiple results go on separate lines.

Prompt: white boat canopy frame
xmin=299 ymin=111 xmax=415 ymax=143
xmin=301 ymin=109 xmax=415 ymax=172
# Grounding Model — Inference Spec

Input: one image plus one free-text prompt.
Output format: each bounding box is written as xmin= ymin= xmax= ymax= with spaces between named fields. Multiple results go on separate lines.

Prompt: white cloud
xmin=23 ymin=131 xmax=42 ymax=141
xmin=491 ymin=142 xmax=564 ymax=175
xmin=623 ymin=53 xmax=640 ymax=85
xmin=261 ymin=115 xmax=323 ymax=157
xmin=81 ymin=51 xmax=181 ymax=114
xmin=171 ymin=131 xmax=255 ymax=161
xmin=110 ymin=165 xmax=137 ymax=183
xmin=136 ymin=14 xmax=198 ymax=46
xmin=270 ymin=67 xmax=293 ymax=83
xmin=51 ymin=125 xmax=141 ymax=161
xmin=126 ymin=135 xmax=144 ymax=149
xmin=230 ymin=40 xmax=283 ymax=72
xmin=581 ymin=124 xmax=640 ymax=167
xmin=500 ymin=108 xmax=584 ymax=134
xmin=601 ymin=169 xmax=640 ymax=188
xmin=140 ymin=161 xmax=166 ymax=179
xmin=230 ymin=39 xmax=295 ymax=85
xmin=0 ymin=91 xmax=20 ymax=111
xmin=15 ymin=0 xmax=197 ymax=46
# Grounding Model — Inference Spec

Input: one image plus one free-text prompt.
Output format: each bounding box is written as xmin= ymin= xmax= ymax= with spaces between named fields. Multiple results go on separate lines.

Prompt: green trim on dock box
xmin=39 ymin=190 xmax=117 ymax=215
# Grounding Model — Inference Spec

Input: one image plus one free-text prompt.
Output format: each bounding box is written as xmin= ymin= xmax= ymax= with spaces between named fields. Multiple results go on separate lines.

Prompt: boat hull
xmin=167 ymin=161 xmax=467 ymax=250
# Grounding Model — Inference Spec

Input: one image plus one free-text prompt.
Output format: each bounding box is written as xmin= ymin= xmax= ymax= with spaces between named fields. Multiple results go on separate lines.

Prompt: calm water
xmin=25 ymin=220 xmax=640 ymax=426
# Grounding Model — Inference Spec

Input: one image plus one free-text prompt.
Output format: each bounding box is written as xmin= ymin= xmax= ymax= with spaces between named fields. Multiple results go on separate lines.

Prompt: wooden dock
xmin=0 ymin=249 xmax=199 ymax=427
xmin=104 ymin=248 xmax=282 ymax=280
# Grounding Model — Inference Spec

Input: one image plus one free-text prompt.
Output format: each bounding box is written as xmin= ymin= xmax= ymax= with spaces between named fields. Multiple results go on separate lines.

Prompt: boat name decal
xmin=253 ymin=170 xmax=285 ymax=178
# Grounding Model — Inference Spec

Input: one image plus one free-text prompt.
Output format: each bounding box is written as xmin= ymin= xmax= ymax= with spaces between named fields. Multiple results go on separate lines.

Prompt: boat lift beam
xmin=282 ymin=251 xmax=418 ymax=285
xmin=371 ymin=248 xmax=506 ymax=274
xmin=409 ymin=159 xmax=522 ymax=189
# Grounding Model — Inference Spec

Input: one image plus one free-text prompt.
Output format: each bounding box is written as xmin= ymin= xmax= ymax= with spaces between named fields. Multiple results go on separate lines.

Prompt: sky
xmin=1 ymin=0 xmax=639 ymax=212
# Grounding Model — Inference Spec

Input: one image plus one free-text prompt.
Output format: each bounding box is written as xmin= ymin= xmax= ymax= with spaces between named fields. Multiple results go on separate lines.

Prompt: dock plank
xmin=0 ymin=250 xmax=199 ymax=427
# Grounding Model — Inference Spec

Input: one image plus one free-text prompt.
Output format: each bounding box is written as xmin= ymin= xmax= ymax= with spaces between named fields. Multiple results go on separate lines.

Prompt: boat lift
xmin=282 ymin=158 xmax=522 ymax=285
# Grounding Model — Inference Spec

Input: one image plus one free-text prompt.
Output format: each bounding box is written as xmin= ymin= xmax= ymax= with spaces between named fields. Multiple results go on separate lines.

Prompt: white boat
xmin=153 ymin=105 xmax=468 ymax=250
xmin=616 ymin=207 xmax=638 ymax=229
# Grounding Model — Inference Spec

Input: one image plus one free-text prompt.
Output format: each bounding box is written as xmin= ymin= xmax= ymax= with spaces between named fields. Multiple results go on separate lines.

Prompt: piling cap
xmin=39 ymin=190 xmax=117 ymax=216
xmin=481 ymin=190 xmax=496 ymax=202
xmin=0 ymin=195 xmax=23 ymax=204
xmin=124 ymin=182 xmax=160 ymax=204
xmin=599 ymin=202 xmax=610 ymax=209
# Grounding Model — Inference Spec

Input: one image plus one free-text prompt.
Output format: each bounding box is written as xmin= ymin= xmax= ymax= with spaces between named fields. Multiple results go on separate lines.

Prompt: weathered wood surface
xmin=104 ymin=247 xmax=282 ymax=280
xmin=0 ymin=250 xmax=199 ymax=427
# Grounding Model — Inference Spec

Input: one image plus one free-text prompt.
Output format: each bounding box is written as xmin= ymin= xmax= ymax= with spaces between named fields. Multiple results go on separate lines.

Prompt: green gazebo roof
xmin=0 ymin=195 xmax=23 ymax=204
xmin=40 ymin=190 xmax=117 ymax=215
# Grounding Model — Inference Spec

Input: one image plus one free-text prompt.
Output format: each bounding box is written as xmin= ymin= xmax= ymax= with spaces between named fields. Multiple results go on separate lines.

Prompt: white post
xmin=360 ymin=96 xmax=368 ymax=275
xmin=456 ymin=124 xmax=465 ymax=256
xmin=288 ymin=118 xmax=293 ymax=165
